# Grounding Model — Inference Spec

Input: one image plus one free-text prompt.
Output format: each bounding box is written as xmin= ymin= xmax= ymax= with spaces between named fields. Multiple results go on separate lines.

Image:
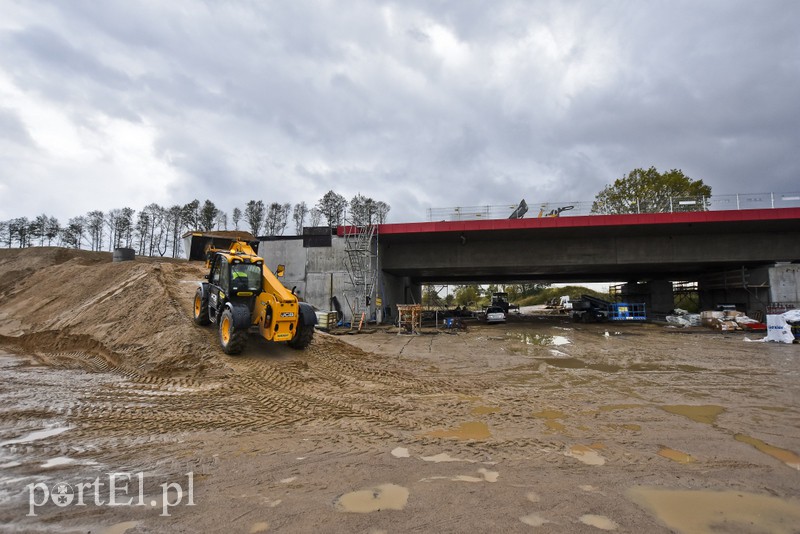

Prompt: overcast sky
xmin=1 ymin=0 xmax=798 ymax=225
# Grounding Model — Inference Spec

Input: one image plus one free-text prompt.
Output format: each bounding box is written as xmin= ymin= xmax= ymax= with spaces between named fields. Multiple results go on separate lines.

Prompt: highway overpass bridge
xmin=262 ymin=208 xmax=800 ymax=320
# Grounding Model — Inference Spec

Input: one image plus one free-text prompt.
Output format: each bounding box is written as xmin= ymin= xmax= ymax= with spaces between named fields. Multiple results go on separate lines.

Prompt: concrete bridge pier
xmin=619 ymin=280 xmax=675 ymax=318
xmin=379 ymin=271 xmax=420 ymax=324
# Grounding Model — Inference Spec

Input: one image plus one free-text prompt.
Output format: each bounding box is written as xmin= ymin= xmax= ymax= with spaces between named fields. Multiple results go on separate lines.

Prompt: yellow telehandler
xmin=192 ymin=240 xmax=315 ymax=354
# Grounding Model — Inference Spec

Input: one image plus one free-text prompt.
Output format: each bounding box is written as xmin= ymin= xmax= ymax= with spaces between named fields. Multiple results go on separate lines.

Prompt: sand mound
xmin=0 ymin=247 xmax=228 ymax=378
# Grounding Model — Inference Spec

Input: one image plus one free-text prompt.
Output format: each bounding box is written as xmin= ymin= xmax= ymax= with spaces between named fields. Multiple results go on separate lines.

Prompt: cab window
xmin=231 ymin=263 xmax=262 ymax=293
xmin=210 ymin=258 xmax=222 ymax=285
xmin=219 ymin=259 xmax=230 ymax=293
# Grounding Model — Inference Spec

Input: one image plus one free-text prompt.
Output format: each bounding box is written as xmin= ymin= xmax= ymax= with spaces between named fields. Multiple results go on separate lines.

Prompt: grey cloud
xmin=0 ymin=108 xmax=36 ymax=148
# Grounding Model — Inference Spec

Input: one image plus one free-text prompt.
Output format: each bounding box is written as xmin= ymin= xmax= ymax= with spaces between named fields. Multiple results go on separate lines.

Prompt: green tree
xmin=591 ymin=167 xmax=712 ymax=215
xmin=422 ymin=285 xmax=443 ymax=307
xmin=454 ymin=285 xmax=481 ymax=307
xmin=199 ymin=200 xmax=219 ymax=232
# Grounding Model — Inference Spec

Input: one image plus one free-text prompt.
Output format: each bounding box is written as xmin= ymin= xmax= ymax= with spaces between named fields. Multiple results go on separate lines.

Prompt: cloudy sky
xmin=1 ymin=0 xmax=798 ymax=225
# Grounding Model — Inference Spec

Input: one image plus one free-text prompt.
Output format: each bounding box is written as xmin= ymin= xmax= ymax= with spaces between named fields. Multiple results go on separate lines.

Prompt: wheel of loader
xmin=287 ymin=319 xmax=314 ymax=350
xmin=193 ymin=288 xmax=210 ymax=326
xmin=219 ymin=308 xmax=247 ymax=355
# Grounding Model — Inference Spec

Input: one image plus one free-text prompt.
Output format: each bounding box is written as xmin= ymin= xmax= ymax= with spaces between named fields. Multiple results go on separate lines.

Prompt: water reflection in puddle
xmin=579 ymin=514 xmax=618 ymax=530
xmin=565 ymin=444 xmax=606 ymax=466
xmin=734 ymin=434 xmax=800 ymax=470
xmin=628 ymin=487 xmax=800 ymax=534
xmin=0 ymin=426 xmax=70 ymax=447
xmin=513 ymin=333 xmax=571 ymax=346
xmin=334 ymin=483 xmax=409 ymax=513
xmin=532 ymin=409 xmax=568 ymax=432
xmin=658 ymin=447 xmax=695 ymax=464
xmin=426 ymin=421 xmax=491 ymax=440
xmin=660 ymin=405 xmax=725 ymax=425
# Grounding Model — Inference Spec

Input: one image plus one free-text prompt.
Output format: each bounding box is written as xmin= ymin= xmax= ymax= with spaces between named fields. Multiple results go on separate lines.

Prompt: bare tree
xmin=167 ymin=205 xmax=183 ymax=258
xmin=292 ymin=202 xmax=308 ymax=235
xmin=62 ymin=216 xmax=87 ymax=249
xmin=244 ymin=200 xmax=266 ymax=236
xmin=135 ymin=210 xmax=151 ymax=255
xmin=87 ymin=211 xmax=104 ymax=251
xmin=232 ymin=207 xmax=242 ymax=230
xmin=45 ymin=216 xmax=60 ymax=246
xmin=309 ymin=208 xmax=322 ymax=227
xmin=215 ymin=210 xmax=228 ymax=230
xmin=0 ymin=220 xmax=9 ymax=248
xmin=375 ymin=201 xmax=390 ymax=224
xmin=10 ymin=217 xmax=31 ymax=248
xmin=264 ymin=202 xmax=291 ymax=236
xmin=349 ymin=194 xmax=376 ymax=226
xmin=316 ymin=190 xmax=347 ymax=227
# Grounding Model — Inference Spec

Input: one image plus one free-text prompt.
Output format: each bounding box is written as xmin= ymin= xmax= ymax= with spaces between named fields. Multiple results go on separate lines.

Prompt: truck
xmin=571 ymin=294 xmax=646 ymax=323
xmin=490 ymin=292 xmax=520 ymax=314
xmin=192 ymin=240 xmax=316 ymax=354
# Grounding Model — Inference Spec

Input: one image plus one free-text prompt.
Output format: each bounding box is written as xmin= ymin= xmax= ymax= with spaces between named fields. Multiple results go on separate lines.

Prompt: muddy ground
xmin=0 ymin=248 xmax=799 ymax=533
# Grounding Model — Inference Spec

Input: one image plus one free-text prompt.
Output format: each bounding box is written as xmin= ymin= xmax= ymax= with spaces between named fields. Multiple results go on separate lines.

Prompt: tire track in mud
xmin=0 ymin=335 xmax=480 ymax=445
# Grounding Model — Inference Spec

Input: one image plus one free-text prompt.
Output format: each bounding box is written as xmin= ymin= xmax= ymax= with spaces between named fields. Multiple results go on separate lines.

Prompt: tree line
xmin=0 ymin=190 xmax=391 ymax=257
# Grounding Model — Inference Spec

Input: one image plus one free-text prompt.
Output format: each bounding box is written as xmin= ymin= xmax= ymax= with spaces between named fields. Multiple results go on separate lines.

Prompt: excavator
xmin=192 ymin=240 xmax=316 ymax=354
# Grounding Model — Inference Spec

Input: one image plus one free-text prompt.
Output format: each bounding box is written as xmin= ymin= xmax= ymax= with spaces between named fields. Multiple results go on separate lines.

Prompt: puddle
xmin=734 ymin=434 xmax=800 ymax=470
xmin=515 ymin=333 xmax=571 ymax=346
xmin=660 ymin=405 xmax=724 ymax=425
xmin=99 ymin=521 xmax=140 ymax=534
xmin=426 ymin=421 xmax=491 ymax=440
xmin=422 ymin=468 xmax=498 ymax=483
xmin=41 ymin=457 xmax=76 ymax=468
xmin=579 ymin=514 xmax=618 ymax=530
xmin=532 ymin=409 xmax=567 ymax=432
xmin=520 ymin=513 xmax=549 ymax=526
xmin=334 ymin=483 xmax=409 ymax=513
xmin=471 ymin=405 xmax=500 ymax=415
xmin=420 ymin=453 xmax=476 ymax=463
xmin=628 ymin=487 xmax=800 ymax=534
xmin=565 ymin=444 xmax=606 ymax=466
xmin=0 ymin=425 xmax=70 ymax=446
xmin=390 ymin=447 xmax=410 ymax=458
xmin=539 ymin=358 xmax=622 ymax=373
xmin=658 ymin=447 xmax=695 ymax=464
xmin=249 ymin=521 xmax=269 ymax=533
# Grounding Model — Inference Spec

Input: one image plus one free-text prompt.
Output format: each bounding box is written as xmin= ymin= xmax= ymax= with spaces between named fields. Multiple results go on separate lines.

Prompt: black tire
xmin=219 ymin=308 xmax=247 ymax=355
xmin=193 ymin=288 xmax=210 ymax=326
xmin=287 ymin=320 xmax=314 ymax=350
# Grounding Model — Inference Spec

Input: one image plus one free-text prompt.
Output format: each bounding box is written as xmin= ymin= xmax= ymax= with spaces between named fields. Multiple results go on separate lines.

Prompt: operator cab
xmin=206 ymin=255 xmax=263 ymax=323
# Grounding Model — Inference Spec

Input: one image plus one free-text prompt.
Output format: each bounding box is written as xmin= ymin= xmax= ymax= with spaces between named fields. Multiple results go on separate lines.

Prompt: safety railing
xmin=426 ymin=192 xmax=800 ymax=222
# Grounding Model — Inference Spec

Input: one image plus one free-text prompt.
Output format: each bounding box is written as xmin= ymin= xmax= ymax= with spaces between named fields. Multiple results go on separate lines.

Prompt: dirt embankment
xmin=0 ymin=247 xmax=227 ymax=379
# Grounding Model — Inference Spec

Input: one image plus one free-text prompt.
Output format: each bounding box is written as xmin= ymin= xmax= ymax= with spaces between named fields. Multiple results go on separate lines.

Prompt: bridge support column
xmin=379 ymin=272 xmax=421 ymax=324
xmin=621 ymin=280 xmax=674 ymax=318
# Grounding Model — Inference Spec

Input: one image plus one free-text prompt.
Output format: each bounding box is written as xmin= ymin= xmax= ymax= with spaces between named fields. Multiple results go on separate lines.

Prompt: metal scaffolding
xmin=342 ymin=220 xmax=378 ymax=328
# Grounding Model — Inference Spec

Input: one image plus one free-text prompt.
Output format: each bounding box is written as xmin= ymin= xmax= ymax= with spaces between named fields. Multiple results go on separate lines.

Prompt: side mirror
xmin=275 ymin=264 xmax=285 ymax=278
